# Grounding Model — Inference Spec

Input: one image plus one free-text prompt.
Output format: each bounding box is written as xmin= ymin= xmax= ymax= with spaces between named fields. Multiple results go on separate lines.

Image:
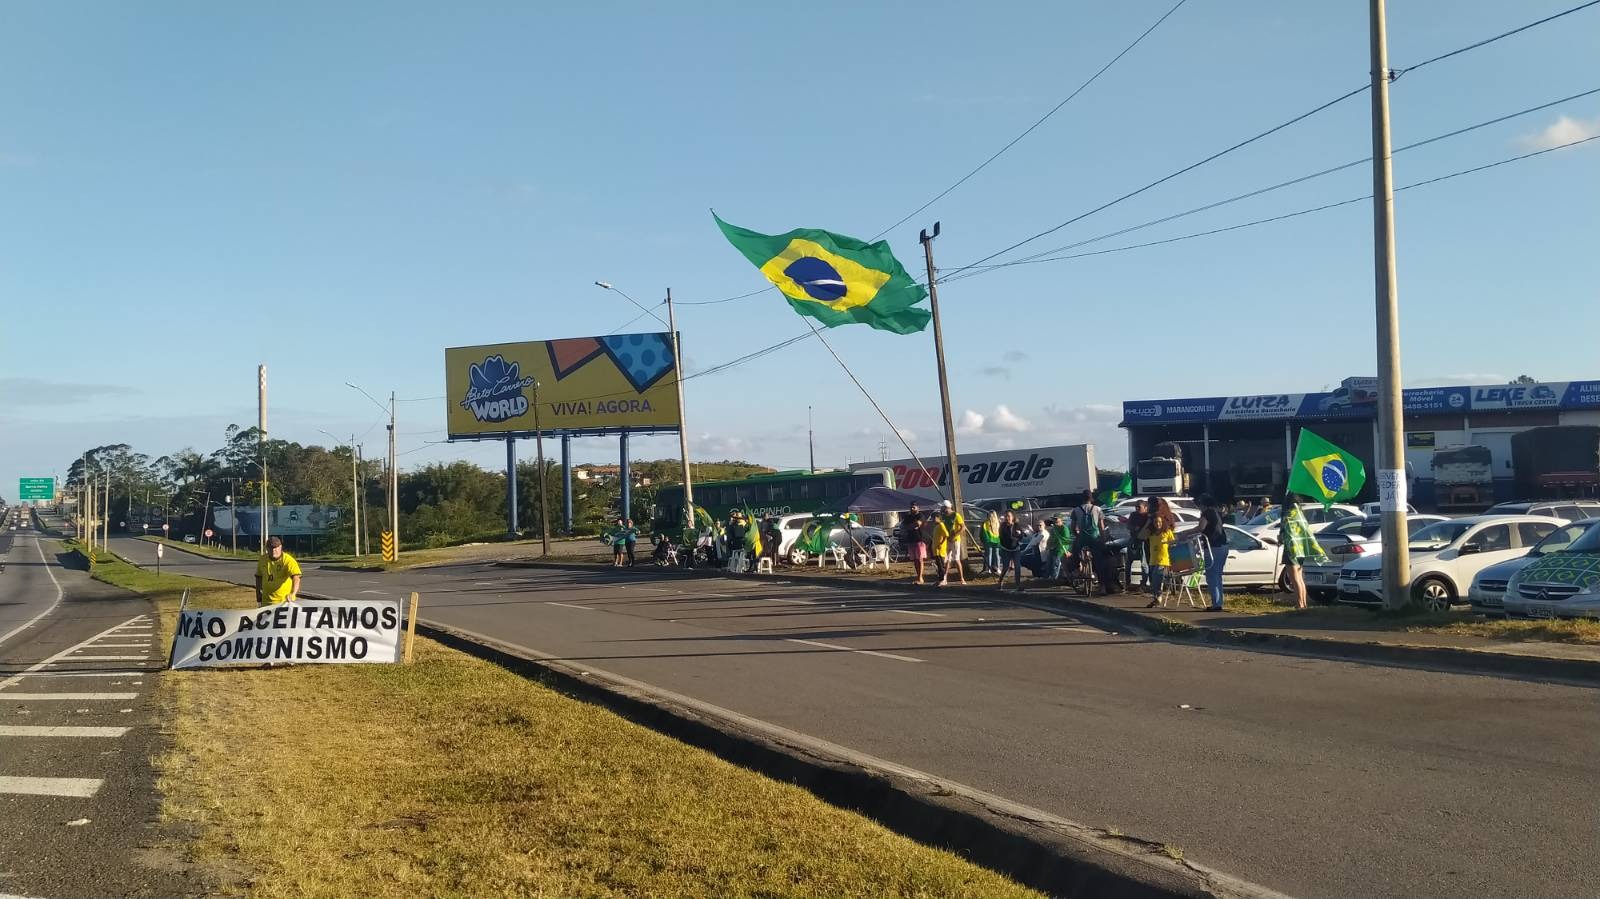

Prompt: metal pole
xmin=665 ymin=287 xmax=694 ymax=530
xmin=349 ymin=435 xmax=360 ymax=557
xmin=919 ymin=223 xmax=964 ymax=513
xmin=533 ymin=380 xmax=551 ymax=556
xmin=230 ymin=490 xmax=237 ymax=554
xmin=259 ymin=364 xmax=268 ymax=552
xmin=1203 ymin=423 xmax=1212 ymax=495
xmin=388 ymin=391 xmax=399 ymax=560
xmin=1370 ymin=0 xmax=1411 ymax=610
xmin=808 ymin=405 xmax=816 ymax=474
xmin=561 ymin=434 xmax=573 ymax=535
xmin=619 ymin=432 xmax=632 ymax=525
xmin=506 ymin=437 xmax=519 ymax=538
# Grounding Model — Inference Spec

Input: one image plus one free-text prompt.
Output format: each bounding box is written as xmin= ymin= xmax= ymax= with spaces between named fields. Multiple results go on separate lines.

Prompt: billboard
xmin=1122 ymin=379 xmax=1600 ymax=424
xmin=18 ymin=478 xmax=53 ymax=501
xmin=213 ymin=505 xmax=342 ymax=537
xmin=853 ymin=444 xmax=1097 ymax=503
xmin=445 ymin=333 xmax=680 ymax=439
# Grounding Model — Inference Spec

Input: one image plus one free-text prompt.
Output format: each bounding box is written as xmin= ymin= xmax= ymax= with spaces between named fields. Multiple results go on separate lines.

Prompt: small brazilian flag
xmin=1287 ymin=428 xmax=1367 ymax=508
xmin=714 ymin=214 xmax=931 ymax=335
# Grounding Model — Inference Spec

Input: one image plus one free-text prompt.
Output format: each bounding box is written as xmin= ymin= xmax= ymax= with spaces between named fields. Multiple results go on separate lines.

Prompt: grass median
xmin=82 ymin=551 xmax=1041 ymax=898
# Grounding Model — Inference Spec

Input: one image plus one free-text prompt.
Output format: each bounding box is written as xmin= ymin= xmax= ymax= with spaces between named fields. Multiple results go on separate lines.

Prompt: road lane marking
xmin=359 ymin=590 xmax=389 ymax=595
xmin=0 ymin=725 xmax=130 ymax=737
xmin=0 ymin=615 xmax=153 ymax=690
xmin=545 ymin=602 xmax=593 ymax=611
xmin=785 ymin=638 xmax=923 ymax=663
xmin=4 ymin=671 xmax=148 ymax=680
xmin=0 ymin=537 xmax=66 ymax=650
xmin=760 ymin=597 xmax=818 ymax=605
xmin=85 ymin=643 xmax=151 ymax=648
xmin=59 ymin=655 xmax=151 ymax=661
xmin=885 ymin=609 xmax=945 ymax=618
xmin=1 ymin=693 xmax=139 ymax=701
xmin=0 ymin=776 xmax=104 ymax=798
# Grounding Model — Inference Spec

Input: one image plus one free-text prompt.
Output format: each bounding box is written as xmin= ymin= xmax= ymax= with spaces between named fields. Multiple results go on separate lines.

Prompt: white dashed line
xmin=545 ymin=602 xmax=593 ymax=611
xmin=1 ymin=693 xmax=139 ymax=701
xmin=59 ymin=655 xmax=151 ymax=662
xmin=785 ymin=638 xmax=924 ymax=663
xmin=0 ymin=776 xmax=105 ymax=798
xmin=0 ymin=725 xmax=131 ymax=738
xmin=760 ymin=597 xmax=818 ymax=605
xmin=885 ymin=609 xmax=945 ymax=618
xmin=0 ymin=538 xmax=66 ymax=650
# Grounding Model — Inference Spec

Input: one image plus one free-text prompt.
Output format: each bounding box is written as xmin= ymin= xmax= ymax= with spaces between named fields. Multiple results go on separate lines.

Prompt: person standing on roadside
xmin=903 ymin=502 xmax=927 ymax=585
xmin=980 ymin=510 xmax=1002 ymax=575
xmin=933 ymin=500 xmax=966 ymax=586
xmin=623 ymin=518 xmax=639 ymax=566
xmin=1123 ymin=499 xmax=1150 ymax=590
xmin=1139 ymin=498 xmax=1177 ymax=608
xmin=608 ymin=517 xmax=628 ymax=567
xmin=254 ymin=536 xmax=302 ymax=606
xmin=1277 ymin=494 xmax=1325 ymax=610
xmin=997 ymin=510 xmax=1023 ymax=590
xmin=1181 ymin=495 xmax=1231 ymax=610
xmin=725 ymin=511 xmax=748 ymax=573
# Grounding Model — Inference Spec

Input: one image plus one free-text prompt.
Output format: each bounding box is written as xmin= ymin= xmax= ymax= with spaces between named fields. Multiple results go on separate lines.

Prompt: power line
xmin=951 ymin=132 xmax=1599 ymax=270
xmin=1393 ymin=0 xmax=1600 ymax=77
xmin=675 ymin=286 xmax=776 ymax=306
xmin=868 ymin=0 xmax=1189 ymax=241
xmin=944 ymin=83 xmax=1600 ymax=280
xmin=940 ymin=84 xmax=1371 ymax=278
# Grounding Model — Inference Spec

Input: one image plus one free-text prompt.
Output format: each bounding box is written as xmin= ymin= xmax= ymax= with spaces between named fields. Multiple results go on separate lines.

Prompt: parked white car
xmin=1357 ymin=501 xmax=1419 ymax=516
xmin=1472 ymin=519 xmax=1600 ymax=616
xmin=1237 ymin=504 xmax=1362 ymax=539
xmin=774 ymin=513 xmax=886 ymax=563
xmin=1301 ymin=514 xmax=1449 ymax=599
xmin=1337 ymin=515 xmax=1565 ymax=611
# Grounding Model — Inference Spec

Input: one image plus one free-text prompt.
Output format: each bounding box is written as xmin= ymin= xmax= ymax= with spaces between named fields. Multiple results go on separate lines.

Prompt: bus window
xmin=736 ymin=485 xmax=754 ymax=503
xmin=768 ymin=485 xmax=785 ymax=502
xmin=798 ymin=481 xmax=814 ymax=499
xmin=824 ymin=477 xmax=849 ymax=498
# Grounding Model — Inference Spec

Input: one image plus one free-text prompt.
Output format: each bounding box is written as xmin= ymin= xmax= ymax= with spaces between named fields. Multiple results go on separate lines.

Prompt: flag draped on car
xmin=713 ymin=214 xmax=931 ymax=335
xmin=1287 ymin=429 xmax=1367 ymax=508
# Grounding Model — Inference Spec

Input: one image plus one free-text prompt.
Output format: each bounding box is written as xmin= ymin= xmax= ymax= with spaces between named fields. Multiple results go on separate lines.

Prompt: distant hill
xmin=629 ymin=459 xmax=775 ymax=485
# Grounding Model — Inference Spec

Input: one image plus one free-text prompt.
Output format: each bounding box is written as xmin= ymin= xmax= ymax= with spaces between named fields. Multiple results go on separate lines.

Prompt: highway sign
xmin=18 ymin=478 xmax=52 ymax=501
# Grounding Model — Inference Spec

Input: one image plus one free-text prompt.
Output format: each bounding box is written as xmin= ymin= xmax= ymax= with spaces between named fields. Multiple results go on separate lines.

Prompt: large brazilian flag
xmin=1287 ymin=428 xmax=1367 ymax=508
xmin=714 ymin=214 xmax=931 ymax=335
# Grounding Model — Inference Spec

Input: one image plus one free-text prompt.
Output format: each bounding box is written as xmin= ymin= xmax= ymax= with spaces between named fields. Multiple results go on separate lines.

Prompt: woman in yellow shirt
xmin=1138 ymin=497 xmax=1177 ymax=608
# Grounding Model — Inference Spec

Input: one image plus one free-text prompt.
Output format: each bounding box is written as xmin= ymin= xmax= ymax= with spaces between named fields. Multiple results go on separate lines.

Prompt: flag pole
xmin=665 ymin=287 xmax=695 ymax=532
xmin=919 ymin=222 xmax=964 ymax=517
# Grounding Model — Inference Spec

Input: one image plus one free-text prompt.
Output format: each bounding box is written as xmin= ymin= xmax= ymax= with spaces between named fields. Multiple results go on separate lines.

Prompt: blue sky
xmin=3 ymin=1 xmax=1597 ymax=495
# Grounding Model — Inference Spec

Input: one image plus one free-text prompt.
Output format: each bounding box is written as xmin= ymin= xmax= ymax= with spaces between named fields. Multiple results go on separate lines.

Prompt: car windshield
xmin=1532 ymin=523 xmax=1592 ymax=555
xmin=1246 ymin=509 xmax=1282 ymax=527
xmin=1563 ymin=524 xmax=1600 ymax=554
xmin=1409 ymin=520 xmax=1471 ymax=549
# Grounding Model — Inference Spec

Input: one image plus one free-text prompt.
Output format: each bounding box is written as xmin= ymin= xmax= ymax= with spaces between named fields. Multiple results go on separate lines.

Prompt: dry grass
xmin=1411 ymin=617 xmax=1600 ymax=645
xmin=91 ymin=555 xmax=1041 ymax=899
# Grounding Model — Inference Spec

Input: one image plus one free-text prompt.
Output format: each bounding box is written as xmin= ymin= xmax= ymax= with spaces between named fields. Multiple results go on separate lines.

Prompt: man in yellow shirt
xmin=254 ymin=536 xmax=302 ymax=606
xmin=932 ymin=500 xmax=966 ymax=587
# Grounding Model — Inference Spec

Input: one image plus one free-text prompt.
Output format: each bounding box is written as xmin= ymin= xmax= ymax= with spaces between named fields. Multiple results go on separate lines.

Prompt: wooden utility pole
xmin=919 ymin=223 xmax=963 ymax=513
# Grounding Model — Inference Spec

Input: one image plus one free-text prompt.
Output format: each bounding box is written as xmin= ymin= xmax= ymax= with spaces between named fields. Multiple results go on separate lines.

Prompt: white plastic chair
xmin=827 ymin=546 xmax=850 ymax=569
xmin=755 ymin=556 xmax=774 ymax=574
xmin=863 ymin=544 xmax=890 ymax=570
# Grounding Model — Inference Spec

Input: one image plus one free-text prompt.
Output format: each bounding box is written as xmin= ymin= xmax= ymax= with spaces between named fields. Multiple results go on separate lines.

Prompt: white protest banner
xmin=169 ymin=599 xmax=402 ymax=670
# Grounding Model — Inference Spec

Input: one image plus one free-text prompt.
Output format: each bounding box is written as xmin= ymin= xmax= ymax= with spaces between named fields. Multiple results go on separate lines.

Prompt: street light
xmin=347 ymin=382 xmax=398 ymax=559
xmin=594 ymin=281 xmax=669 ymax=329
xmin=319 ymin=428 xmax=362 ymax=558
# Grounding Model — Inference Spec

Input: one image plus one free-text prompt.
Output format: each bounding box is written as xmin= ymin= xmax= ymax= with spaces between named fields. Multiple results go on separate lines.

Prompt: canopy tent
xmin=830 ymin=486 xmax=927 ymax=515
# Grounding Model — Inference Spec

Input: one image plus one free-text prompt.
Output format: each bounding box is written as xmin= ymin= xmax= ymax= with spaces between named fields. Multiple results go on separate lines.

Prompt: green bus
xmin=652 ymin=468 xmax=892 ymax=535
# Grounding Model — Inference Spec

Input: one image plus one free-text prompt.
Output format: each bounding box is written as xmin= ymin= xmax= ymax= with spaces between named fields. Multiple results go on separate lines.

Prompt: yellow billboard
xmin=445 ymin=333 xmax=680 ymax=438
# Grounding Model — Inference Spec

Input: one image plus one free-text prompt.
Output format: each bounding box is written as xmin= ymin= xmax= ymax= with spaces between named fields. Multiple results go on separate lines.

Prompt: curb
xmin=493 ymin=559 xmax=1600 ymax=684
xmin=415 ymin=617 xmax=1279 ymax=899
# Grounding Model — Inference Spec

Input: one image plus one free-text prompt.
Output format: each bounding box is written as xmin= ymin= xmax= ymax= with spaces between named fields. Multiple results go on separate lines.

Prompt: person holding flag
xmin=1277 ymin=495 xmax=1329 ymax=609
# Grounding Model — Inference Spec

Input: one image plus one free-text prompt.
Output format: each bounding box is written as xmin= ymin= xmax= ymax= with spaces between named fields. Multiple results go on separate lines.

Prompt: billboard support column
xmin=506 ymin=438 xmax=519 ymax=539
xmin=1284 ymin=421 xmax=1293 ymax=475
xmin=666 ymin=287 xmax=695 ymax=530
xmin=619 ymin=432 xmax=632 ymax=524
xmin=1203 ymin=424 xmax=1212 ymax=495
xmin=561 ymin=435 xmax=573 ymax=535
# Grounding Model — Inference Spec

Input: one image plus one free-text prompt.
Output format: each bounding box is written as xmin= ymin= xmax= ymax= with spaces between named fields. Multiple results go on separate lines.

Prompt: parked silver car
xmin=1302 ymin=514 xmax=1447 ymax=600
xmin=1470 ymin=518 xmax=1600 ymax=616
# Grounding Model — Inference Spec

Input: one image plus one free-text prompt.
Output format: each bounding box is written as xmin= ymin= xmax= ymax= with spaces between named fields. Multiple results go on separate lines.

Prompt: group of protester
xmin=898 ymin=491 xmax=1326 ymax=612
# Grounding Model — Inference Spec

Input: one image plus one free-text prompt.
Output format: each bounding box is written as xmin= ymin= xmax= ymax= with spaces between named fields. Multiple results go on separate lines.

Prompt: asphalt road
xmin=109 ymin=536 xmax=1599 ymax=898
xmin=1 ymin=524 xmax=193 ymax=899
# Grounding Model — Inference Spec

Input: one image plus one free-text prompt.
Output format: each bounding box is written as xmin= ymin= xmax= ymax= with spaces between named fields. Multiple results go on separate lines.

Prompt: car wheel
xmin=790 ymin=549 xmax=808 ymax=565
xmin=1414 ymin=576 xmax=1455 ymax=612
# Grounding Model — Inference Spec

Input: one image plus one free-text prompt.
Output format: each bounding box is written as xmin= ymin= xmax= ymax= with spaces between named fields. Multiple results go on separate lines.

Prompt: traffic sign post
xmin=156 ymin=541 xmax=165 ymax=575
xmin=18 ymin=478 xmax=52 ymax=501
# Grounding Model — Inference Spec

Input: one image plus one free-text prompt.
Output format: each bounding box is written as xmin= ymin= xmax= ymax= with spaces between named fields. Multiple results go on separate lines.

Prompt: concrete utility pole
xmin=259 ymin=364 xmax=269 ymax=552
xmin=349 ymin=435 xmax=360 ymax=557
xmin=919 ymin=223 xmax=964 ymax=514
xmin=665 ymin=287 xmax=695 ymax=531
xmin=1369 ymin=0 xmax=1411 ymax=610
xmin=388 ymin=391 xmax=399 ymax=560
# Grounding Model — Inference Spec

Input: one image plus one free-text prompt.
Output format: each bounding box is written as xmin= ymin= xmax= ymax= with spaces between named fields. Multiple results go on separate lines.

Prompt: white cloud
xmin=957 ymin=409 xmax=986 ymax=434
xmin=978 ymin=365 xmax=1010 ymax=379
xmin=1519 ymin=115 xmax=1600 ymax=151
xmin=0 ymin=378 xmax=140 ymax=405
xmin=989 ymin=405 xmax=1032 ymax=433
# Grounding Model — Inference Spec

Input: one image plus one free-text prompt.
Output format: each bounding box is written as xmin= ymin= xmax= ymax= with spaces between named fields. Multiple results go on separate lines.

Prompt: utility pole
xmin=356 ymin=445 xmax=367 ymax=555
xmin=1370 ymin=0 xmax=1410 ymax=610
xmin=229 ymin=488 xmax=237 ymax=554
xmin=388 ymin=391 xmax=399 ymax=560
xmin=533 ymin=379 xmax=551 ymax=556
xmin=808 ymin=406 xmax=816 ymax=474
xmin=259 ymin=364 xmax=269 ymax=552
xmin=665 ymin=287 xmax=695 ymax=531
xmin=919 ymin=223 xmax=964 ymax=514
xmin=349 ymin=434 xmax=361 ymax=557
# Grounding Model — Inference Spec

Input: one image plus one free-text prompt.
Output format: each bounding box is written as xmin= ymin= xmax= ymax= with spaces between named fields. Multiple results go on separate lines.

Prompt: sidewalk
xmin=498 ymin=556 xmax=1600 ymax=682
